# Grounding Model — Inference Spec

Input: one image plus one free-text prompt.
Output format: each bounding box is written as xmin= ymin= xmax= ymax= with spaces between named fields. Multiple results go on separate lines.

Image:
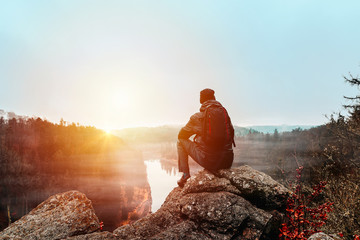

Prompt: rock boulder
xmin=113 ymin=165 xmax=290 ymax=240
xmin=0 ymin=191 xmax=100 ymax=240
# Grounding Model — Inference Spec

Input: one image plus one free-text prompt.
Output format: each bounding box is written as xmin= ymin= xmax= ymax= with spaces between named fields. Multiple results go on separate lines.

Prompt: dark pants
xmin=177 ymin=139 xmax=233 ymax=174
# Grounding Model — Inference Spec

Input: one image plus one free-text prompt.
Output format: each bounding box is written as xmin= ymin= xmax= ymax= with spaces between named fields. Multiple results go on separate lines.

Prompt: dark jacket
xmin=178 ymin=100 xmax=234 ymax=170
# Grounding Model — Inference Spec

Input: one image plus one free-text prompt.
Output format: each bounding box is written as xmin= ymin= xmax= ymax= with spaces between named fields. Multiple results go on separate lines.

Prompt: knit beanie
xmin=200 ymin=88 xmax=215 ymax=104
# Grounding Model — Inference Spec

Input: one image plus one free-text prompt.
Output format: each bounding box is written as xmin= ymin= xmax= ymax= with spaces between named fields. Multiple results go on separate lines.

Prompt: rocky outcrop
xmin=0 ymin=165 xmax=290 ymax=240
xmin=217 ymin=166 xmax=290 ymax=210
xmin=0 ymin=191 xmax=100 ymax=240
xmin=113 ymin=165 xmax=290 ymax=240
xmin=185 ymin=165 xmax=289 ymax=210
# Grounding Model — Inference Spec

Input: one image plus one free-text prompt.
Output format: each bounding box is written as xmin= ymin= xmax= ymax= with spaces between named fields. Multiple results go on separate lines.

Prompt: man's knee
xmin=177 ymin=139 xmax=189 ymax=149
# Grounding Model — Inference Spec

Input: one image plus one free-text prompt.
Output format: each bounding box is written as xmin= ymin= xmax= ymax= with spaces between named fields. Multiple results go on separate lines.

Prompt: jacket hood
xmin=200 ymin=100 xmax=223 ymax=112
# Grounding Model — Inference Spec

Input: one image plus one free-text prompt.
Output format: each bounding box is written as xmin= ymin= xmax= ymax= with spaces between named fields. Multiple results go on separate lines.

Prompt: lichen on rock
xmin=0 ymin=190 xmax=100 ymax=240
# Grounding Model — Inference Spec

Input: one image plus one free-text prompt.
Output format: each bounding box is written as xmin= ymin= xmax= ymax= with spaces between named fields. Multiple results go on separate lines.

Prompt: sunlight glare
xmin=103 ymin=128 xmax=112 ymax=135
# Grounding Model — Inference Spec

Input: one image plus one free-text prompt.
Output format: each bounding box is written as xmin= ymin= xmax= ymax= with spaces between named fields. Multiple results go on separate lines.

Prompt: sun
xmin=102 ymin=128 xmax=112 ymax=135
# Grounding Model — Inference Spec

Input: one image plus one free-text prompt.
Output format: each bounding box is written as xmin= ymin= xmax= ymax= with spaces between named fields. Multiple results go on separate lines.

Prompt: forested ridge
xmin=0 ymin=116 xmax=127 ymax=230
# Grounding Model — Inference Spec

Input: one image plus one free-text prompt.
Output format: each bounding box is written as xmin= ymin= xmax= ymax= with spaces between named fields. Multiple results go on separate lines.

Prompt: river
xmin=144 ymin=159 xmax=181 ymax=212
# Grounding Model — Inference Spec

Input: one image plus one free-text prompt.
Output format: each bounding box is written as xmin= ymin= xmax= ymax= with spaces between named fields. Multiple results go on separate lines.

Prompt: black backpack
xmin=203 ymin=105 xmax=235 ymax=150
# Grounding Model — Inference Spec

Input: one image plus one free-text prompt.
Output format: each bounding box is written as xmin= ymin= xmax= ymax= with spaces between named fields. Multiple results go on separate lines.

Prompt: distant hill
xmin=113 ymin=125 xmax=307 ymax=143
xmin=246 ymin=125 xmax=317 ymax=134
xmin=112 ymin=126 xmax=181 ymax=143
xmin=233 ymin=126 xmax=255 ymax=137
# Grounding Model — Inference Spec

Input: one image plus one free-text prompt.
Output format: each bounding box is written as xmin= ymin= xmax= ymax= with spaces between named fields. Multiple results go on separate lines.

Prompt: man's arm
xmin=178 ymin=113 xmax=203 ymax=139
xmin=178 ymin=127 xmax=193 ymax=139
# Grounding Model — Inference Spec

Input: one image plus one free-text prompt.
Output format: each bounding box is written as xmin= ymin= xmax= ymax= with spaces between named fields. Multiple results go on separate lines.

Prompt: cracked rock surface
xmin=0 ymin=191 xmax=100 ymax=240
xmin=113 ymin=165 xmax=290 ymax=240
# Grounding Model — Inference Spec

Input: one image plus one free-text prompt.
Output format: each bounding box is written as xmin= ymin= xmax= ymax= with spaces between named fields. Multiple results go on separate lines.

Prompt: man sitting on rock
xmin=177 ymin=88 xmax=235 ymax=187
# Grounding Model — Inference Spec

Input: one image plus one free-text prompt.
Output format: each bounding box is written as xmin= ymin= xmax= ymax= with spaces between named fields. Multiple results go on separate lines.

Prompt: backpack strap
xmin=222 ymin=107 xmax=236 ymax=147
xmin=202 ymin=105 xmax=211 ymax=143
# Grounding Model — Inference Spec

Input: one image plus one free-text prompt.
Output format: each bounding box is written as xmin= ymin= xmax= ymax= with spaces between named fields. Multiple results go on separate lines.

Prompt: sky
xmin=1 ymin=0 xmax=360 ymax=130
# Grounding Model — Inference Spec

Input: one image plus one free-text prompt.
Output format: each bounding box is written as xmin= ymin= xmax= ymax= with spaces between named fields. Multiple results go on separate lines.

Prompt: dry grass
xmin=322 ymin=174 xmax=360 ymax=238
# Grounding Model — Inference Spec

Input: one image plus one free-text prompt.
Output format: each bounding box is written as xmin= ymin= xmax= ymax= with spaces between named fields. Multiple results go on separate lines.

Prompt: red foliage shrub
xmin=279 ymin=166 xmax=334 ymax=240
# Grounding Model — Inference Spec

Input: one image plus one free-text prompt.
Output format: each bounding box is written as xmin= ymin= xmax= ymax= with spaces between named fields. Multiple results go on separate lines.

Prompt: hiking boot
xmin=177 ymin=173 xmax=190 ymax=188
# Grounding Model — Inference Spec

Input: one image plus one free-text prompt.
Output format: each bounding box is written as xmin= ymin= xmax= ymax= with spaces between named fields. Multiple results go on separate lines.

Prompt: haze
xmin=1 ymin=0 xmax=360 ymax=129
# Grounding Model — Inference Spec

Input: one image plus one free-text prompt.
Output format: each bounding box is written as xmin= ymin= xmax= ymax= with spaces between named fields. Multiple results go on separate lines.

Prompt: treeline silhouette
xmin=234 ymin=126 xmax=329 ymax=181
xmin=0 ymin=116 xmax=126 ymax=230
xmin=236 ymin=75 xmax=360 ymax=186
